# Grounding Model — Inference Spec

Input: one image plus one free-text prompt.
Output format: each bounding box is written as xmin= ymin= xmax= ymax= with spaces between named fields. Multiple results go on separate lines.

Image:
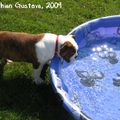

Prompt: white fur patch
xmin=35 ymin=33 xmax=57 ymax=64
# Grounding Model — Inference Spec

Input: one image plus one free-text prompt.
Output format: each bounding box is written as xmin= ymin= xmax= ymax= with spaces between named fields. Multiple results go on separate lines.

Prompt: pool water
xmin=60 ymin=38 xmax=120 ymax=120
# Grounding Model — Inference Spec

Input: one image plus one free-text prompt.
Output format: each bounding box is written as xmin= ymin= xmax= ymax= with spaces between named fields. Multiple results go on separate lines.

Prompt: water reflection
xmin=92 ymin=44 xmax=118 ymax=64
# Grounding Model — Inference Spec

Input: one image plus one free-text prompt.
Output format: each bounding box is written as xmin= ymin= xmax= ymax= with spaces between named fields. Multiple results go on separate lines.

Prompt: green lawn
xmin=0 ymin=0 xmax=120 ymax=120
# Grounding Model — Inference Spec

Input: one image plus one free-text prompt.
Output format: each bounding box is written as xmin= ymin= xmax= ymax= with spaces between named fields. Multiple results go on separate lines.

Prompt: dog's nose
xmin=75 ymin=55 xmax=78 ymax=59
xmin=75 ymin=52 xmax=79 ymax=59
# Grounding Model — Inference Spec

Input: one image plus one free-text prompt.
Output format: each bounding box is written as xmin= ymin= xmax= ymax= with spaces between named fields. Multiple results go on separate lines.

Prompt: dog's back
xmin=0 ymin=31 xmax=44 ymax=67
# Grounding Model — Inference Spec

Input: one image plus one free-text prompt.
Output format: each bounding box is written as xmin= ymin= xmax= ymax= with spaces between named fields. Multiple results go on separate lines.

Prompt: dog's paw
xmin=33 ymin=78 xmax=44 ymax=85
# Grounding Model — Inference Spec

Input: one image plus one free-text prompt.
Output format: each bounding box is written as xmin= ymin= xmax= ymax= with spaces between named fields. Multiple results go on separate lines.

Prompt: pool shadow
xmin=0 ymin=76 xmax=74 ymax=120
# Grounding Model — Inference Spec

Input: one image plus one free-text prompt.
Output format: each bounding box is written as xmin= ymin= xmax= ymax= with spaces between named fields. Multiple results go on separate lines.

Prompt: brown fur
xmin=0 ymin=31 xmax=44 ymax=69
xmin=60 ymin=41 xmax=76 ymax=62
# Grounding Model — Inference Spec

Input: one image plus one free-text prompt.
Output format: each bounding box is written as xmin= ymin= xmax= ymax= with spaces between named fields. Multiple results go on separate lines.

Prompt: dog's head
xmin=58 ymin=35 xmax=78 ymax=62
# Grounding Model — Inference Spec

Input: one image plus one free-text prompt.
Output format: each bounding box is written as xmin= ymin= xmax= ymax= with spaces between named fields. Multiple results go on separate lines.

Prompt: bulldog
xmin=0 ymin=31 xmax=78 ymax=84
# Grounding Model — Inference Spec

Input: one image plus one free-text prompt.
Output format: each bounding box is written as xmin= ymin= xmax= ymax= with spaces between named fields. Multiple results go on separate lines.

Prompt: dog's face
xmin=59 ymin=36 xmax=78 ymax=62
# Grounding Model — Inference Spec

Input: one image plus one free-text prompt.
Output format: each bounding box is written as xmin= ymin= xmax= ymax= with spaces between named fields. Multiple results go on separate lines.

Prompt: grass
xmin=0 ymin=0 xmax=120 ymax=120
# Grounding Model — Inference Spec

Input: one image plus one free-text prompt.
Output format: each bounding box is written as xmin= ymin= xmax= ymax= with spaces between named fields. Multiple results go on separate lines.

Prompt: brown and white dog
xmin=0 ymin=31 xmax=78 ymax=84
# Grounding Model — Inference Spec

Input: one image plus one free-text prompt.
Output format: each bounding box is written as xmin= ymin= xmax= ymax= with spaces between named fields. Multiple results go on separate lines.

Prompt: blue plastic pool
xmin=50 ymin=15 xmax=120 ymax=120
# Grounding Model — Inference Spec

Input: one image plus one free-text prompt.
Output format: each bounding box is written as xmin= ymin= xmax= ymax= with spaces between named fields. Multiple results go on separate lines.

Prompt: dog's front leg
xmin=33 ymin=64 xmax=44 ymax=85
xmin=40 ymin=64 xmax=49 ymax=80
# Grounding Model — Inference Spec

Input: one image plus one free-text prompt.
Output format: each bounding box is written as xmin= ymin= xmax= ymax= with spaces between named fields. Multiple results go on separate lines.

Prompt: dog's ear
xmin=60 ymin=41 xmax=76 ymax=62
xmin=60 ymin=41 xmax=73 ymax=55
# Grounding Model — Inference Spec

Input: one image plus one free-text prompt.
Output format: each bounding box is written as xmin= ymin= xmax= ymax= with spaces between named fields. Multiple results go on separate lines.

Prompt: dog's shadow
xmin=0 ymin=76 xmax=73 ymax=120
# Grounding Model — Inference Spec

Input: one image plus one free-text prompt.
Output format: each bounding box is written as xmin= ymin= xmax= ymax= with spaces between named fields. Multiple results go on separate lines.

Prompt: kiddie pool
xmin=50 ymin=15 xmax=120 ymax=120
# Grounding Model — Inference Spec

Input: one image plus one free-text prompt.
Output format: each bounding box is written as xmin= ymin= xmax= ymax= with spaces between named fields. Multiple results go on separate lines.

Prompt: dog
xmin=0 ymin=31 xmax=78 ymax=84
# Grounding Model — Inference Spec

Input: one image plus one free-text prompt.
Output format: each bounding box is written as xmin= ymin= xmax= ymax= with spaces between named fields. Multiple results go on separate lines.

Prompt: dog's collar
xmin=55 ymin=35 xmax=59 ymax=55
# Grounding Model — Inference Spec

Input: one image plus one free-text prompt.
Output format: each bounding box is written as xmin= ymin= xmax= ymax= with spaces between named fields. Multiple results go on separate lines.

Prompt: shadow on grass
xmin=0 ymin=76 xmax=74 ymax=120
